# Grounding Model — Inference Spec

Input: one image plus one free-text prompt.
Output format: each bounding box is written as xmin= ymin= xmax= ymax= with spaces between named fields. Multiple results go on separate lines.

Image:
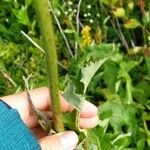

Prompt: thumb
xmin=39 ymin=131 xmax=79 ymax=150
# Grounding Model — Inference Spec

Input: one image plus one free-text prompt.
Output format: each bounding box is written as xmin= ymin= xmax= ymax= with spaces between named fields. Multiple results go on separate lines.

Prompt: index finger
xmin=1 ymin=87 xmax=97 ymax=122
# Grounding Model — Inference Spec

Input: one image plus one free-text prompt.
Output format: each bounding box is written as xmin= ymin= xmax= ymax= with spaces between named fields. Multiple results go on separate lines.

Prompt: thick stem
xmin=32 ymin=0 xmax=64 ymax=132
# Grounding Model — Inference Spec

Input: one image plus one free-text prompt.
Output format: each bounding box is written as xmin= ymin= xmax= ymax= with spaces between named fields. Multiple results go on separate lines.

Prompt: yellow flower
xmin=81 ymin=25 xmax=92 ymax=48
xmin=81 ymin=25 xmax=91 ymax=35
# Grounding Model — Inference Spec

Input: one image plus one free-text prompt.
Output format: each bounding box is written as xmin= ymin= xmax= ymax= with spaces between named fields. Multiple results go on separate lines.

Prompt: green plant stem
xmin=32 ymin=0 xmax=64 ymax=132
xmin=83 ymin=137 xmax=89 ymax=150
xmin=126 ymin=75 xmax=133 ymax=104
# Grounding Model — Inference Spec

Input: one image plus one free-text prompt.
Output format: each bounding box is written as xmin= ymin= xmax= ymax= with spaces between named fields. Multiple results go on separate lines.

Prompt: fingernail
xmin=60 ymin=131 xmax=78 ymax=150
xmin=81 ymin=101 xmax=98 ymax=118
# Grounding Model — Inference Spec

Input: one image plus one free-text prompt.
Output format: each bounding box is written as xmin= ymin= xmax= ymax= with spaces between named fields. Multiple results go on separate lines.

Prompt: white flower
xmin=74 ymin=9 xmax=77 ymax=13
xmin=89 ymin=19 xmax=93 ymax=23
xmin=87 ymin=5 xmax=91 ymax=9
xmin=68 ymin=8 xmax=72 ymax=12
xmin=96 ymin=13 xmax=100 ymax=18
xmin=65 ymin=11 xmax=68 ymax=15
xmin=5 ymin=18 xmax=9 ymax=22
xmin=87 ymin=13 xmax=91 ymax=16
xmin=55 ymin=10 xmax=61 ymax=16
xmin=84 ymin=13 xmax=88 ymax=17
xmin=68 ymin=1 xmax=73 ymax=5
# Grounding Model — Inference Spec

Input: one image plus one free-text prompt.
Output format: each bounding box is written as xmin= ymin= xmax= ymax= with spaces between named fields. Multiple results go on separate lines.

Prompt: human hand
xmin=1 ymin=87 xmax=98 ymax=150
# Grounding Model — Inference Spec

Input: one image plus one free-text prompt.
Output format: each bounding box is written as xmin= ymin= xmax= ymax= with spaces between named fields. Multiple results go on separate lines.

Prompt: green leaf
xmin=63 ymin=110 xmax=87 ymax=149
xmin=99 ymin=100 xmax=125 ymax=131
xmin=81 ymin=60 xmax=107 ymax=94
xmin=81 ymin=44 xmax=118 ymax=93
xmin=124 ymin=19 xmax=141 ymax=29
xmin=62 ymin=82 xmax=84 ymax=111
xmin=0 ymin=62 xmax=6 ymax=71
xmin=63 ymin=29 xmax=75 ymax=34
xmin=103 ymin=61 xmax=119 ymax=91
xmin=100 ymin=88 xmax=119 ymax=101
xmin=145 ymin=57 xmax=150 ymax=79
xmin=133 ymin=81 xmax=150 ymax=104
xmin=85 ymin=43 xmax=119 ymax=61
xmin=13 ymin=6 xmax=30 ymax=26
xmin=142 ymin=11 xmax=150 ymax=25
xmin=0 ymin=50 xmax=9 ymax=58
xmin=99 ymin=99 xmax=140 ymax=138
xmin=88 ymin=126 xmax=111 ymax=150
xmin=25 ymin=0 xmax=32 ymax=7
xmin=101 ymin=0 xmax=120 ymax=6
xmin=113 ymin=8 xmax=126 ymax=19
xmin=119 ymin=59 xmax=142 ymax=75
xmin=115 ymin=80 xmax=121 ymax=93
xmin=111 ymin=132 xmax=131 ymax=148
xmin=63 ymin=110 xmax=80 ymax=132
xmin=137 ymin=139 xmax=146 ymax=150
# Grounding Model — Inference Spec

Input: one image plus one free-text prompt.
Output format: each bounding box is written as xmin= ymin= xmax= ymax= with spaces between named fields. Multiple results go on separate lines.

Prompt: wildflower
xmin=5 ymin=18 xmax=9 ymax=22
xmin=64 ymin=11 xmax=68 ymax=15
xmin=68 ymin=8 xmax=72 ymax=12
xmin=87 ymin=13 xmax=91 ymax=16
xmin=84 ymin=13 xmax=88 ymax=17
xmin=55 ymin=10 xmax=61 ymax=17
xmin=87 ymin=5 xmax=91 ymax=9
xmin=96 ymin=13 xmax=100 ymax=18
xmin=81 ymin=25 xmax=92 ymax=48
xmin=74 ymin=9 xmax=77 ymax=13
xmin=128 ymin=1 xmax=134 ymax=10
xmin=89 ymin=19 xmax=93 ymax=24
xmin=68 ymin=1 xmax=73 ymax=5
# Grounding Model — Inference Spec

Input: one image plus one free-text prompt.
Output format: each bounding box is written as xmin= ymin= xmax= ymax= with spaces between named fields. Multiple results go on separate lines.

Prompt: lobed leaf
xmin=81 ymin=44 xmax=118 ymax=94
xmin=62 ymin=82 xmax=84 ymax=112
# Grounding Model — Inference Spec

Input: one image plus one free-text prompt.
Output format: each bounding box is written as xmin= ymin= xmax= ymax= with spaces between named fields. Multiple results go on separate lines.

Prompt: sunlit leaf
xmin=81 ymin=44 xmax=118 ymax=93
xmin=124 ymin=19 xmax=140 ymax=29
xmin=25 ymin=0 xmax=32 ymax=7
xmin=13 ymin=6 xmax=30 ymax=26
xmin=111 ymin=132 xmax=131 ymax=147
xmin=101 ymin=0 xmax=120 ymax=6
xmin=63 ymin=29 xmax=75 ymax=34
xmin=62 ymin=82 xmax=84 ymax=111
xmin=88 ymin=126 xmax=111 ymax=150
xmin=63 ymin=110 xmax=80 ymax=132
xmin=99 ymin=99 xmax=140 ymax=138
xmin=113 ymin=8 xmax=126 ymax=19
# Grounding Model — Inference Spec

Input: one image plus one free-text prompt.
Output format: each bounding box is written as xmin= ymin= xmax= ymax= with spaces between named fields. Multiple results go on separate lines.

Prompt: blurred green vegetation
xmin=0 ymin=0 xmax=150 ymax=149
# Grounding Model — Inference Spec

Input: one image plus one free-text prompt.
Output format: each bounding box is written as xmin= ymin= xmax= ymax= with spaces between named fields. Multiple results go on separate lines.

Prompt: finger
xmin=1 ymin=87 xmax=98 ymax=124
xmin=31 ymin=126 xmax=48 ymax=139
xmin=39 ymin=131 xmax=78 ymax=150
xmin=79 ymin=115 xmax=99 ymax=129
xmin=26 ymin=111 xmax=53 ymax=128
xmin=1 ymin=87 xmax=63 ymax=123
xmin=80 ymin=101 xmax=98 ymax=118
xmin=1 ymin=87 xmax=50 ymax=122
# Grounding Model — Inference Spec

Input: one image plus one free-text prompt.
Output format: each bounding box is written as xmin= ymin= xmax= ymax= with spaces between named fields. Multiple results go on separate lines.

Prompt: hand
xmin=1 ymin=87 xmax=98 ymax=150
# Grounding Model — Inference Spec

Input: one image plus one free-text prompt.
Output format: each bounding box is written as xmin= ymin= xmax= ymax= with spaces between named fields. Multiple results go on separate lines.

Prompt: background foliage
xmin=0 ymin=0 xmax=150 ymax=149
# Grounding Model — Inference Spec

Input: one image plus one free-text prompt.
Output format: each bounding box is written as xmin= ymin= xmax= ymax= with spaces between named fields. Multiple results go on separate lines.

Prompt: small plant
xmin=0 ymin=0 xmax=150 ymax=149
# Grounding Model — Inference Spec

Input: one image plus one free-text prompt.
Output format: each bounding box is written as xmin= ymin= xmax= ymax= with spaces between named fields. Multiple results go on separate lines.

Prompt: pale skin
xmin=1 ymin=87 xmax=99 ymax=150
